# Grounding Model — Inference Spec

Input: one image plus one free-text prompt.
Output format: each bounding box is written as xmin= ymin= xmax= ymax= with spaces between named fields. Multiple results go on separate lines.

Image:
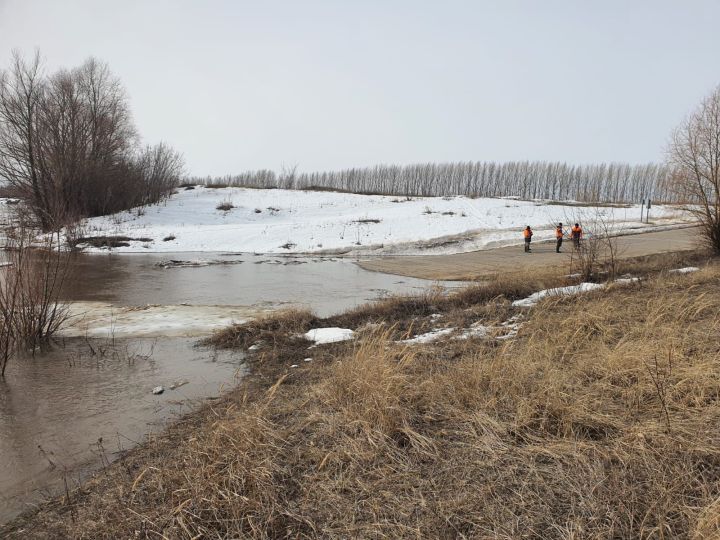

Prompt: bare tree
xmin=668 ymin=85 xmax=720 ymax=253
xmin=0 ymin=51 xmax=51 ymax=228
xmin=565 ymin=210 xmax=625 ymax=281
xmin=0 ymin=52 xmax=182 ymax=228
xmin=134 ymin=142 xmax=185 ymax=206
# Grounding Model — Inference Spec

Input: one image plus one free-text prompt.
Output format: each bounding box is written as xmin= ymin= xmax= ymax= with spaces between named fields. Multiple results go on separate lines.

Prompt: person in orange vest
xmin=571 ymin=223 xmax=583 ymax=249
xmin=555 ymin=222 xmax=564 ymax=253
xmin=523 ymin=225 xmax=533 ymax=252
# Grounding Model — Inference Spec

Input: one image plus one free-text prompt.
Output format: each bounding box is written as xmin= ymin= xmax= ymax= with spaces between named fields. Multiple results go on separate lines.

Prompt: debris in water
xmin=155 ymin=259 xmax=244 ymax=269
xmin=152 ymin=386 xmax=164 ymax=395
xmin=169 ymin=380 xmax=189 ymax=390
xmin=156 ymin=259 xmax=210 ymax=268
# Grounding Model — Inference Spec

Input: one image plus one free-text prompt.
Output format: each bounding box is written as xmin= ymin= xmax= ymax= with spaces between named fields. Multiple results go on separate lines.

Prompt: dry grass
xmin=207 ymin=269 xmax=562 ymax=347
xmin=4 ymin=257 xmax=720 ymax=538
xmin=216 ymin=201 xmax=234 ymax=211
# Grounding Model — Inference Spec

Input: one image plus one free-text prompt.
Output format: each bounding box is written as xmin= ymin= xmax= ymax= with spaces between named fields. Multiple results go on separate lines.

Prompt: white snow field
xmin=74 ymin=186 xmax=691 ymax=255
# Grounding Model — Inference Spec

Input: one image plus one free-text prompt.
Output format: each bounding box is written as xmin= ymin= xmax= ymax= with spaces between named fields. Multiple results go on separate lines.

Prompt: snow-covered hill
xmin=74 ymin=186 xmax=690 ymax=254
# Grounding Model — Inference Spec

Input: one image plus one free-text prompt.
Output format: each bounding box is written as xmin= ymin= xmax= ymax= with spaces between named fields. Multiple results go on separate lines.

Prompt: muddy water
xmin=0 ymin=337 xmax=243 ymax=522
xmin=61 ymin=252 xmax=456 ymax=316
xmin=0 ymin=252 xmax=461 ymax=523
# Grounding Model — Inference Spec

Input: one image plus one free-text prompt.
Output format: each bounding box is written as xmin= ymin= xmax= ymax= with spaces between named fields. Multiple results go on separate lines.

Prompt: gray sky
xmin=0 ymin=0 xmax=718 ymax=176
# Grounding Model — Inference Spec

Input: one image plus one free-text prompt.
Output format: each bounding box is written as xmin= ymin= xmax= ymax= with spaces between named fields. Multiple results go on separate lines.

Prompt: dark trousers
xmin=556 ymin=237 xmax=563 ymax=253
xmin=524 ymin=239 xmax=531 ymax=252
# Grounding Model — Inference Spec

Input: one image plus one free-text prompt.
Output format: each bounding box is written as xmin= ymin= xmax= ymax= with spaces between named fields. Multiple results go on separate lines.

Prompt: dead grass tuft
xmin=208 ymin=308 xmax=316 ymax=350
xmin=216 ymin=201 xmax=234 ymax=211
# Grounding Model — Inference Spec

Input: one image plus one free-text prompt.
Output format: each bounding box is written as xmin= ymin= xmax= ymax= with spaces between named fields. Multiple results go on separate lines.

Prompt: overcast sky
xmin=0 ymin=0 xmax=718 ymax=176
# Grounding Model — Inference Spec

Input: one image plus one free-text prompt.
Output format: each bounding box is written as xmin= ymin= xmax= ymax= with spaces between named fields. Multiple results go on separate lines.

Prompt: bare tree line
xmin=191 ymin=161 xmax=674 ymax=203
xmin=0 ymin=51 xmax=183 ymax=230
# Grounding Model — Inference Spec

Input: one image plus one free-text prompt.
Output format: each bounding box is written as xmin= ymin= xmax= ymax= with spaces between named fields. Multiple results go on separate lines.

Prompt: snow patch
xmin=304 ymin=327 xmax=354 ymax=345
xmin=455 ymin=323 xmax=491 ymax=340
xmin=669 ymin=267 xmax=700 ymax=274
xmin=402 ymin=327 xmax=455 ymax=344
xmin=512 ymin=283 xmax=605 ymax=308
xmin=614 ymin=276 xmax=642 ymax=284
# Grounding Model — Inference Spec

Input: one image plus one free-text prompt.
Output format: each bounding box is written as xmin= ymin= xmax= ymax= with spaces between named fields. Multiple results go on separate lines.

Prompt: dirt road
xmin=357 ymin=227 xmax=700 ymax=280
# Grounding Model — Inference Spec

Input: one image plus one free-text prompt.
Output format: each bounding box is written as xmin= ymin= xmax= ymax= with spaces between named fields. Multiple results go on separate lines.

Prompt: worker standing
xmin=571 ymin=223 xmax=583 ymax=249
xmin=523 ymin=226 xmax=533 ymax=252
xmin=555 ymin=222 xmax=564 ymax=253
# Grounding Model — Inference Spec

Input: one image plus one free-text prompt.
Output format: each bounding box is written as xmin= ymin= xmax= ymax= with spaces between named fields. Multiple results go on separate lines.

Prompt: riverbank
xmin=4 ymin=248 xmax=719 ymax=538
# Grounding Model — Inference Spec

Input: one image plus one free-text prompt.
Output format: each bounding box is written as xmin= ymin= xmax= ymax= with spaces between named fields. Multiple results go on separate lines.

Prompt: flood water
xmin=0 ymin=252 xmax=461 ymax=524
xmin=61 ymin=252 xmax=454 ymax=316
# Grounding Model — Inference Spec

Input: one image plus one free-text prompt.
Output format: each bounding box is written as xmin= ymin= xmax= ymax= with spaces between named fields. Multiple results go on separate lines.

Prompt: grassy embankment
xmin=3 ymin=250 xmax=720 ymax=539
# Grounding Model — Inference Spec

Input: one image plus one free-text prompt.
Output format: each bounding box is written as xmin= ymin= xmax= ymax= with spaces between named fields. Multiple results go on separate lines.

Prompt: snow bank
xmin=72 ymin=186 xmax=690 ymax=255
xmin=304 ymin=327 xmax=354 ymax=345
xmin=512 ymin=283 xmax=605 ymax=307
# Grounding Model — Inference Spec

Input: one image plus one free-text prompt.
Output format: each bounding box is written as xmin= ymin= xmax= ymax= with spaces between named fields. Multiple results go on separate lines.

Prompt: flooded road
xmin=0 ymin=252 xmax=461 ymax=523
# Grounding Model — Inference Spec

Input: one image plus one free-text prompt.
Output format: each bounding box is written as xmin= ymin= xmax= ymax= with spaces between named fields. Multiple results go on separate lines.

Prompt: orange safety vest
xmin=571 ymin=226 xmax=582 ymax=238
xmin=555 ymin=227 xmax=563 ymax=239
xmin=523 ymin=228 xmax=532 ymax=239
